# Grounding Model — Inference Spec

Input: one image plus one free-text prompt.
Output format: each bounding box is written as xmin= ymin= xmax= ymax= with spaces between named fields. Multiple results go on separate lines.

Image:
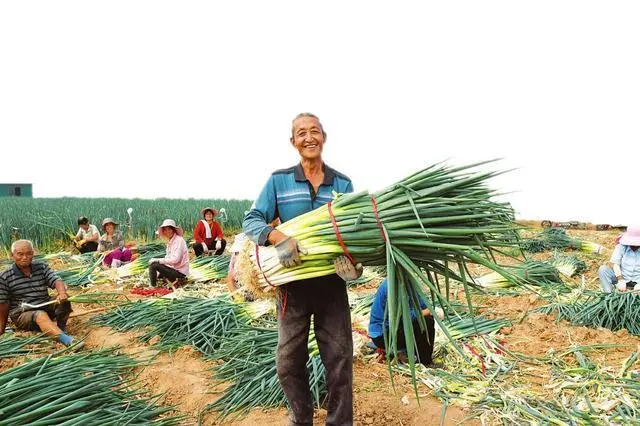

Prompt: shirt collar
xmin=293 ymin=162 xmax=336 ymax=186
xmin=11 ymin=263 xmax=30 ymax=278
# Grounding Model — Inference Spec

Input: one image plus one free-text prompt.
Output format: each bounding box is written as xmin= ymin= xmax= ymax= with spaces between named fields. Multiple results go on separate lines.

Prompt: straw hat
xmin=200 ymin=207 xmax=218 ymax=218
xmin=156 ymin=219 xmax=184 ymax=237
xmin=620 ymin=225 xmax=640 ymax=246
xmin=101 ymin=218 xmax=119 ymax=231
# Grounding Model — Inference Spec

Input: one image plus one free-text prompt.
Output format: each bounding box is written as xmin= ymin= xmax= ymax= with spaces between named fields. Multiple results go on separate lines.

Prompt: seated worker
xmin=98 ymin=218 xmax=132 ymax=268
xmin=368 ymin=278 xmax=442 ymax=366
xmin=149 ymin=219 xmax=189 ymax=288
xmin=0 ymin=240 xmax=80 ymax=347
xmin=599 ymin=225 xmax=640 ymax=292
xmin=193 ymin=207 xmax=226 ymax=256
xmin=73 ymin=216 xmax=100 ymax=253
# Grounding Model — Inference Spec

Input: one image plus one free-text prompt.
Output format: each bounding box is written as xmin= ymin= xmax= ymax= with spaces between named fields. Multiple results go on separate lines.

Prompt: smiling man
xmin=244 ymin=113 xmax=362 ymax=426
xmin=0 ymin=240 xmax=80 ymax=347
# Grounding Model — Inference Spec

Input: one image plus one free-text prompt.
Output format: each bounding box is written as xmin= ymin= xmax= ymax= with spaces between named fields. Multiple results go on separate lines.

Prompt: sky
xmin=1 ymin=1 xmax=637 ymax=226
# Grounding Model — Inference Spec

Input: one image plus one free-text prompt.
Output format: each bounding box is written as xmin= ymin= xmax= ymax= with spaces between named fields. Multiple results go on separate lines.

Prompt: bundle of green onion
xmin=240 ymin=161 xmax=521 ymax=293
xmin=573 ymin=292 xmax=640 ymax=335
xmin=55 ymin=254 xmax=105 ymax=287
xmin=189 ymin=255 xmax=230 ymax=282
xmin=474 ymin=260 xmax=565 ymax=291
xmin=522 ymin=228 xmax=604 ymax=254
xmin=0 ymin=348 xmax=184 ymax=425
xmin=239 ymin=160 xmax=525 ymax=387
xmin=116 ymin=248 xmax=165 ymax=278
xmin=550 ymin=251 xmax=588 ymax=277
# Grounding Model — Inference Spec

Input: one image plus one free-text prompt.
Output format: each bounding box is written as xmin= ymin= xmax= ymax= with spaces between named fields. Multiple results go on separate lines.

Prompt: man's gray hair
xmin=291 ymin=112 xmax=326 ymax=138
xmin=11 ymin=239 xmax=34 ymax=254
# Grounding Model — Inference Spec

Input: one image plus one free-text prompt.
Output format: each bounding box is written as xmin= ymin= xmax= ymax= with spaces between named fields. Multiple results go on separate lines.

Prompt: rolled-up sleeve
xmin=243 ymin=176 xmax=278 ymax=246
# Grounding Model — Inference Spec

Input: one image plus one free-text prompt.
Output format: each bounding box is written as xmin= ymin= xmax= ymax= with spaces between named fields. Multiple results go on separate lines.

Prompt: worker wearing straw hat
xmin=599 ymin=225 xmax=640 ymax=292
xmin=98 ymin=218 xmax=132 ymax=268
xmin=0 ymin=240 xmax=81 ymax=348
xmin=192 ymin=207 xmax=226 ymax=256
xmin=243 ymin=113 xmax=362 ymax=425
xmin=148 ymin=219 xmax=189 ymax=288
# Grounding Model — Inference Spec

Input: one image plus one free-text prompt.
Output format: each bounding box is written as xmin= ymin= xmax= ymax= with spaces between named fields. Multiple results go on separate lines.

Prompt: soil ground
xmin=2 ymin=223 xmax=633 ymax=425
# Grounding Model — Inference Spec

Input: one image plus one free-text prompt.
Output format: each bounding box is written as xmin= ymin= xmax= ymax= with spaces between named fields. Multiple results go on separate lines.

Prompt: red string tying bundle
xmin=327 ymin=201 xmax=358 ymax=265
xmin=370 ymin=195 xmax=386 ymax=242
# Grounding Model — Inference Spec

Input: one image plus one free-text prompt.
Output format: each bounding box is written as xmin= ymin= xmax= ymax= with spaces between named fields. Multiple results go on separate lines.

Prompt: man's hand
xmin=215 ymin=240 xmax=222 ymax=251
xmin=57 ymin=292 xmax=69 ymax=303
xmin=274 ymin=236 xmax=307 ymax=268
xmin=201 ymin=242 xmax=209 ymax=254
xmin=334 ymin=256 xmax=363 ymax=281
xmin=422 ymin=307 xmax=444 ymax=319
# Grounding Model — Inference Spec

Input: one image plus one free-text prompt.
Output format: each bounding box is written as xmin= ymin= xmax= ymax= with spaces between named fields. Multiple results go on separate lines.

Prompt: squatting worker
xmin=243 ymin=113 xmax=363 ymax=425
xmin=599 ymin=225 xmax=640 ymax=292
xmin=73 ymin=216 xmax=100 ymax=253
xmin=369 ymin=278 xmax=444 ymax=367
xmin=0 ymin=240 xmax=80 ymax=347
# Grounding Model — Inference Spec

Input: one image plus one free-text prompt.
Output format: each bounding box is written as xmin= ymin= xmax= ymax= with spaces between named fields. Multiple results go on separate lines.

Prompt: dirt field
xmin=2 ymin=223 xmax=633 ymax=425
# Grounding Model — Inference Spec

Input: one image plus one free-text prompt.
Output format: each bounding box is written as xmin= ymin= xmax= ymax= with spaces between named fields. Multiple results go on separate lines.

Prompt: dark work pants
xmin=79 ymin=241 xmax=98 ymax=253
xmin=193 ymin=239 xmax=227 ymax=256
xmin=276 ymin=274 xmax=353 ymax=426
xmin=148 ymin=263 xmax=185 ymax=287
xmin=372 ymin=315 xmax=435 ymax=366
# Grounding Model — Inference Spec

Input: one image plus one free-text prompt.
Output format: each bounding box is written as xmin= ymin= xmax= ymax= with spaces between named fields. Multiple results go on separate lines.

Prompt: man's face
xmin=80 ymin=224 xmax=89 ymax=231
xmin=13 ymin=243 xmax=34 ymax=268
xmin=291 ymin=116 xmax=325 ymax=161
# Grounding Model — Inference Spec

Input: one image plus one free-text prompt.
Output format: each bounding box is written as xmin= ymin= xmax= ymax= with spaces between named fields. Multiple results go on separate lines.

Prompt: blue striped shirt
xmin=243 ymin=163 xmax=353 ymax=245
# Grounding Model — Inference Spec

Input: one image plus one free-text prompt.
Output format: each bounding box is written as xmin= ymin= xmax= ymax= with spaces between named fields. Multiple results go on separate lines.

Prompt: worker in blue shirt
xmin=368 ymin=278 xmax=440 ymax=366
xmin=243 ymin=113 xmax=362 ymax=426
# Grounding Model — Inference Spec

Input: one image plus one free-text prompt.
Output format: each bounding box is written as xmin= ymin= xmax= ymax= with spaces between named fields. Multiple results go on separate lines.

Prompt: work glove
xmin=201 ymin=242 xmax=209 ymax=254
xmin=334 ymin=255 xmax=363 ymax=281
xmin=434 ymin=307 xmax=445 ymax=320
xmin=149 ymin=258 xmax=161 ymax=265
xmin=215 ymin=240 xmax=222 ymax=251
xmin=634 ymin=283 xmax=640 ymax=292
xmin=274 ymin=236 xmax=307 ymax=268
xmin=616 ymin=280 xmax=628 ymax=292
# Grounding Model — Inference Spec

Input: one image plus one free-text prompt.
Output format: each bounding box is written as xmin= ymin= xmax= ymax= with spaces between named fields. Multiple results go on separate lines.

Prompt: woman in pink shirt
xmin=149 ymin=219 xmax=190 ymax=287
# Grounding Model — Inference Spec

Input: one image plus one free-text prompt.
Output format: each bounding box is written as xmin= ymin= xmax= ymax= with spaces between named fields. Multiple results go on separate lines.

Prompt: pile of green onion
xmin=0 ymin=334 xmax=48 ymax=360
xmin=0 ymin=348 xmax=184 ymax=425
